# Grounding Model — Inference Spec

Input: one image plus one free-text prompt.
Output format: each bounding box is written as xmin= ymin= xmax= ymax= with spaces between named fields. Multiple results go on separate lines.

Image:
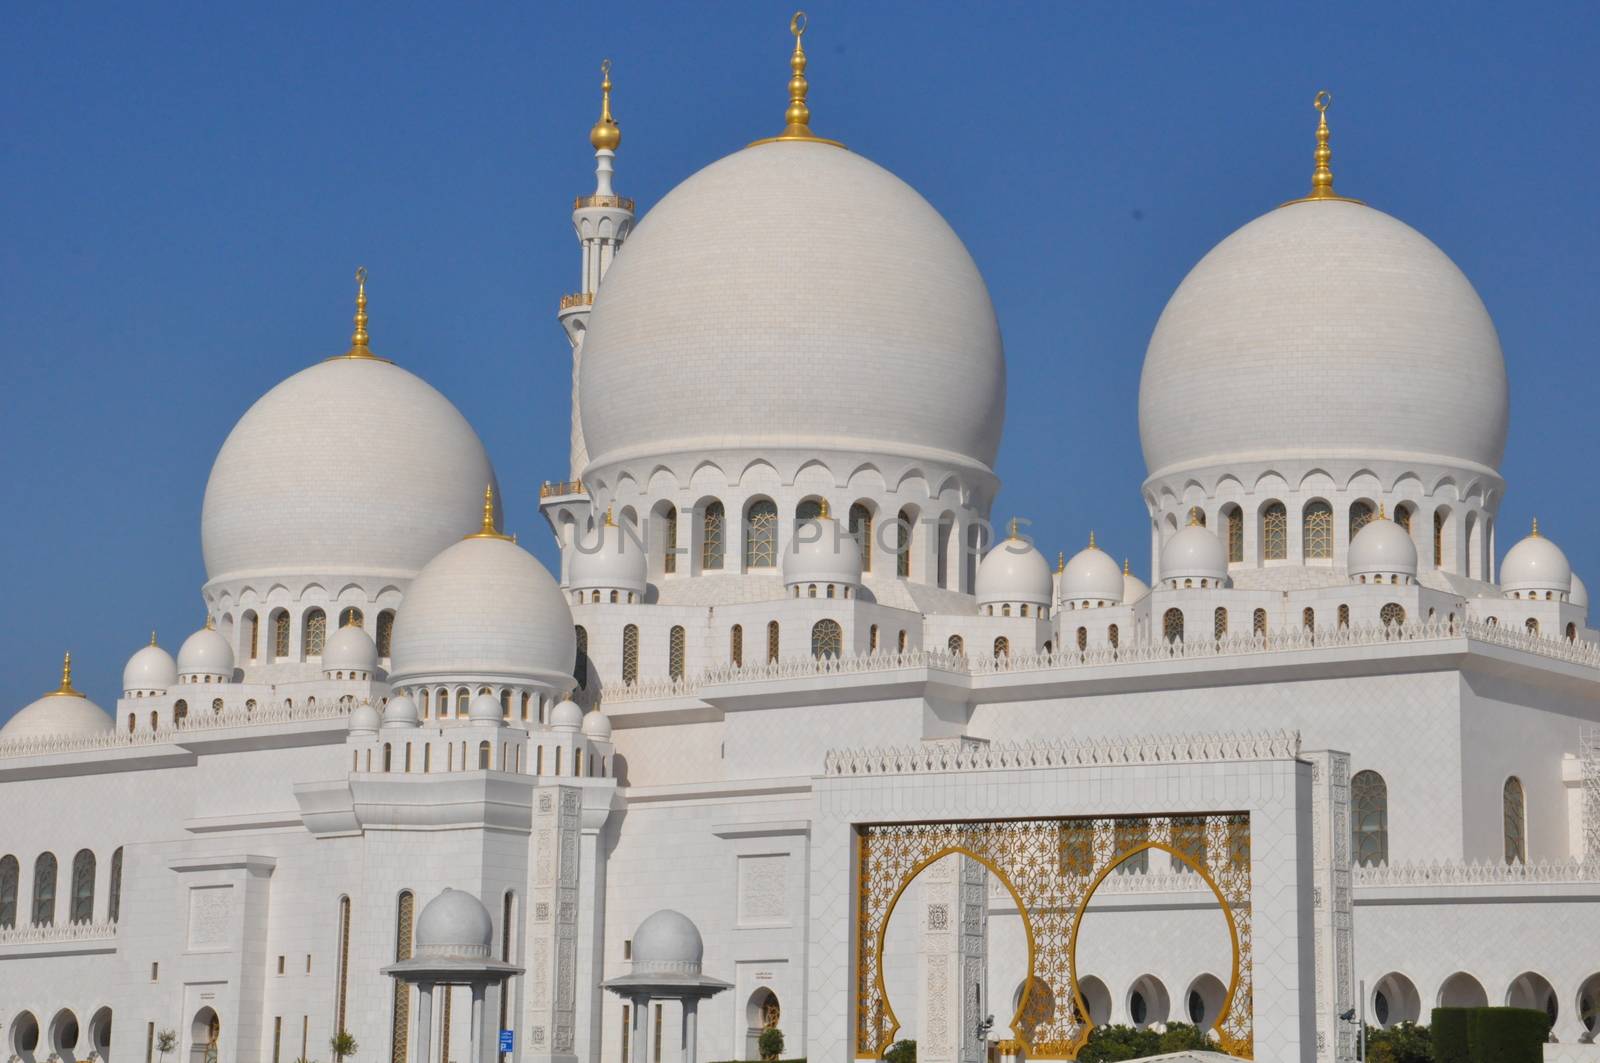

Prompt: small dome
xmin=1347 ymin=512 xmax=1418 ymax=581
xmin=1571 ymin=573 xmax=1588 ymax=613
xmin=568 ymin=513 xmax=648 ymax=597
xmin=1058 ymin=539 xmax=1123 ymax=605
xmin=631 ymin=909 xmax=704 ymax=974
xmin=976 ymin=530 xmax=1054 ymax=607
xmin=581 ymin=708 xmax=613 ymax=740
xmin=123 ymin=636 xmax=178 ymax=693
xmin=1500 ymin=523 xmax=1572 ymax=598
xmin=414 ymin=888 xmax=493 ymax=959
xmin=381 ymin=694 xmax=420 ymax=729
xmin=177 ymin=623 xmax=235 ymax=680
xmin=0 ymin=656 xmax=113 ymax=745
xmin=467 ymin=691 xmax=503 ymax=725
xmin=1123 ymin=565 xmax=1151 ymax=604
xmin=1161 ymin=525 xmax=1229 ymax=586
xmin=782 ymin=507 xmax=862 ymax=589
xmin=323 ymin=623 xmax=378 ymax=674
xmin=348 ymin=702 xmax=381 ymax=734
xmin=549 ymin=698 xmax=584 ymax=732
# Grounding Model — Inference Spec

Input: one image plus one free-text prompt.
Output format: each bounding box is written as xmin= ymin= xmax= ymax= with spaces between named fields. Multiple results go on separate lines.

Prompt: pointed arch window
xmin=70 ymin=849 xmax=95 ymax=923
xmin=1394 ymin=504 xmax=1413 ymax=532
xmin=767 ymin=620 xmax=781 ymax=663
xmin=244 ymin=612 xmax=260 ymax=660
xmin=730 ymin=625 xmax=743 ymax=667
xmin=1303 ymin=500 xmax=1333 ymax=559
xmin=796 ymin=499 xmax=822 ymax=522
xmin=995 ymin=636 xmax=1011 ymax=658
xmin=1351 ymin=770 xmax=1388 ymax=866
xmin=338 ymin=607 xmax=364 ymax=628
xmin=455 ymin=688 xmax=470 ymax=715
xmin=850 ymin=503 xmax=873 ymax=573
xmin=896 ymin=508 xmax=913 ymax=578
xmin=108 ymin=846 xmax=123 ymax=922
xmin=273 ymin=610 xmax=291 ymax=658
xmin=869 ymin=624 xmax=879 ymax=652
xmin=1253 ymin=608 xmax=1268 ymax=636
xmin=574 ymin=626 xmax=589 ymax=690
xmin=701 ymin=501 xmax=725 ymax=570
xmin=622 ymin=625 xmax=639 ymax=685
xmin=1381 ymin=603 xmax=1406 ymax=627
xmin=33 ymin=852 xmax=57 ymax=926
xmin=0 ymin=855 xmax=17 ymax=928
xmin=663 ymin=504 xmax=678 ymax=575
xmin=1349 ymin=501 xmax=1375 ymax=540
xmin=1075 ymin=627 xmax=1087 ymax=651
xmin=1433 ymin=510 xmax=1446 ymax=567
xmin=375 ymin=610 xmax=395 ymax=657
xmin=1303 ymin=607 xmax=1316 ymax=631
xmin=1224 ymin=505 xmax=1243 ymax=564
xmin=303 ymin=608 xmax=327 ymax=657
xmin=897 ymin=630 xmax=908 ymax=653
xmin=947 ymin=634 xmax=965 ymax=657
xmin=1163 ymin=608 xmax=1184 ymax=644
xmin=811 ymin=619 xmax=843 ymax=660
xmin=1213 ymin=607 xmax=1228 ymax=640
xmin=391 ymin=890 xmax=415 ymax=1063
xmin=1525 ymin=616 xmax=1540 ymax=636
xmin=669 ymin=626 xmax=686 ymax=680
xmin=745 ymin=500 xmax=778 ymax=568
xmin=1503 ymin=776 xmax=1527 ymax=864
xmin=335 ymin=895 xmax=353 ymax=1033
xmin=1108 ymin=624 xmax=1119 ymax=649
xmin=1337 ymin=604 xmax=1350 ymax=628
xmin=1262 ymin=502 xmax=1288 ymax=561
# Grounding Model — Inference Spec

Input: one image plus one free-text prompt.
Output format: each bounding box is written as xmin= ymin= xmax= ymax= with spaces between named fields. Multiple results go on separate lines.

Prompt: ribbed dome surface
xmin=579 ymin=141 xmax=1005 ymax=474
xmin=202 ymin=358 xmax=496 ymax=584
xmin=1139 ymin=201 xmax=1507 ymax=480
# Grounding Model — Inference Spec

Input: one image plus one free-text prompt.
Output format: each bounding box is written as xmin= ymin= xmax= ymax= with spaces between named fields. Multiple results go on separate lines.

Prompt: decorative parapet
xmin=0 ymin=698 xmax=354 ymax=761
xmin=822 ymin=729 xmax=1301 ymax=776
xmin=0 ymin=919 xmax=118 ymax=946
xmin=1353 ymin=857 xmax=1600 ymax=887
xmin=539 ymin=479 xmax=586 ymax=499
xmin=573 ymin=194 xmax=635 ymax=211
xmin=989 ymin=868 xmax=1212 ymax=898
xmin=558 ymin=292 xmax=595 ymax=311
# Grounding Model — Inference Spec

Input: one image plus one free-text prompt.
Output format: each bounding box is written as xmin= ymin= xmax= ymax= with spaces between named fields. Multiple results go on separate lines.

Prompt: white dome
xmin=1123 ymin=566 xmax=1151 ymax=604
xmin=202 ymin=357 xmax=496 ymax=586
xmin=1139 ymin=201 xmax=1507 ymax=481
xmin=1571 ymin=573 xmax=1588 ymax=613
xmin=1058 ymin=541 xmax=1123 ymax=605
xmin=467 ymin=691 xmax=502 ymax=725
xmin=1 ymin=658 xmax=113 ymax=745
xmin=1161 ymin=526 xmax=1229 ymax=585
xmin=415 ymin=888 xmax=493 ymax=959
xmin=549 ymin=698 xmax=584 ymax=732
xmin=976 ymin=535 xmax=1053 ymax=607
xmin=1500 ymin=525 xmax=1572 ymax=598
xmin=177 ymin=623 xmax=235 ymax=680
xmin=1347 ymin=514 xmax=1418 ymax=580
xmin=323 ymin=623 xmax=378 ymax=674
xmin=579 ymin=141 xmax=1005 ymax=476
xmin=631 ymin=909 xmax=704 ymax=974
xmin=782 ymin=511 xmax=863 ymax=589
xmin=581 ymin=708 xmax=613 ymax=741
xmin=389 ymin=535 xmax=576 ymax=693
xmin=348 ymin=702 xmax=381 ymax=734
xmin=123 ymin=637 xmax=178 ymax=693
xmin=568 ymin=514 xmax=648 ymax=596
xmin=381 ymin=694 xmax=420 ymax=729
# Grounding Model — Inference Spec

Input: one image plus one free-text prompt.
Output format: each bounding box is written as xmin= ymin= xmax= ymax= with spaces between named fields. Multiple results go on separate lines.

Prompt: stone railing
xmin=0 ymin=698 xmax=354 ymax=761
xmin=539 ymin=479 xmax=586 ymax=499
xmin=0 ymin=919 xmax=118 ymax=946
xmin=823 ymin=729 xmax=1301 ymax=776
xmin=1354 ymin=857 xmax=1600 ymax=887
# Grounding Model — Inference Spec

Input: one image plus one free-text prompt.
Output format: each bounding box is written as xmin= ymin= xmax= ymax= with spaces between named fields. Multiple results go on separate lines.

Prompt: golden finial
xmin=817 ymin=498 xmax=831 ymax=519
xmin=205 ymin=614 xmax=216 ymax=631
xmin=1123 ymin=557 xmax=1131 ymax=575
xmin=590 ymin=59 xmax=621 ymax=151
xmin=1008 ymin=517 xmax=1020 ymax=540
xmin=150 ymin=630 xmax=158 ymax=647
xmin=749 ymin=12 xmax=844 ymax=148
xmin=604 ymin=504 xmax=616 ymax=527
xmin=1280 ymin=90 xmax=1363 ymax=208
xmin=1188 ymin=509 xmax=1203 ymax=527
xmin=1377 ymin=503 xmax=1386 ymax=520
xmin=1532 ymin=517 xmax=1540 ymax=538
xmin=46 ymin=652 xmax=84 ymax=699
xmin=1088 ymin=530 xmax=1097 ymax=550
xmin=465 ymin=484 xmax=513 ymax=541
xmin=1057 ymin=551 xmax=1065 ymax=574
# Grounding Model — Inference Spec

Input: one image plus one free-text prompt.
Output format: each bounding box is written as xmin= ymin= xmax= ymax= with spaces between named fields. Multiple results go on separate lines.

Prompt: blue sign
xmin=498 ymin=1031 xmax=515 ymax=1053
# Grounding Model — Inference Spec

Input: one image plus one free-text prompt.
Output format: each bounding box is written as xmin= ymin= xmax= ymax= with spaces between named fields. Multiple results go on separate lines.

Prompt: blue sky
xmin=2 ymin=1 xmax=1596 ymax=718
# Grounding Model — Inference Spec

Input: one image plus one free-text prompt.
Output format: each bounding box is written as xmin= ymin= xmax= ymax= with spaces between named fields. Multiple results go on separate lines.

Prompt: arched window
xmin=1075 ymin=626 xmax=1088 ymax=651
xmin=391 ymin=891 xmax=415 ymax=1063
xmin=1394 ymin=504 xmax=1412 ymax=532
xmin=211 ymin=698 xmax=224 ymax=715
xmin=455 ymin=688 xmax=470 ymax=715
xmin=1303 ymin=500 xmax=1333 ymax=560
xmin=499 ymin=690 xmax=511 ymax=718
xmin=1223 ymin=505 xmax=1244 ymax=564
xmin=338 ymin=606 xmax=364 ymax=628
xmin=896 ymin=507 xmax=913 ymax=578
xmin=520 ymin=692 xmax=530 ymax=721
xmin=335 ymin=895 xmax=353 ymax=1033
xmin=1001 ymin=604 xmax=1011 ymax=617
xmin=1108 ymin=624 xmax=1119 ymax=649
xmin=1525 ymin=617 xmax=1540 ymax=636
xmin=767 ymin=621 xmax=781 ymax=663
xmin=897 ymin=630 xmax=908 ymax=653
xmin=662 ymin=503 xmax=678 ymax=575
xmin=1351 ymin=770 xmax=1389 ymax=867
xmin=701 ymin=501 xmax=725 ymax=570
xmin=1253 ymin=608 xmax=1268 ymax=636
xmin=1262 ymin=502 xmax=1288 ymax=561
xmin=273 ymin=610 xmax=291 ymax=657
xmin=622 ymin=625 xmax=639 ymax=684
xmin=128 ymin=713 xmax=136 ymax=733
xmin=1382 ymin=603 xmax=1406 ymax=627
xmin=935 ymin=513 xmax=954 ymax=588
xmin=69 ymin=849 xmax=95 ymax=923
xmin=382 ymin=744 xmax=393 ymax=772
xmin=150 ymin=709 xmax=159 ymax=731
xmin=947 ymin=634 xmax=965 ymax=657
xmin=574 ymin=625 xmax=589 ymax=690
xmin=33 ymin=852 xmax=57 ymax=926
xmin=1567 ymin=622 xmax=1578 ymax=641
xmin=0 ymin=855 xmax=17 ymax=928
xmin=796 ymin=498 xmax=823 ymax=523
xmin=745 ymin=499 xmax=778 ymax=568
xmin=1162 ymin=608 xmax=1184 ymax=644
xmin=243 ymin=612 xmax=260 ymax=660
xmin=303 ymin=608 xmax=327 ymax=657
xmin=995 ymin=636 xmax=1011 ymax=658
xmin=849 ymin=503 xmax=873 ymax=572
xmin=107 ymin=846 xmax=123 ymax=923
xmin=174 ymin=699 xmax=188 ymax=726
xmin=1302 ymin=607 xmax=1316 ymax=631
xmin=375 ymin=610 xmax=395 ymax=657
xmin=1349 ymin=501 xmax=1375 ymax=540
xmin=869 ymin=624 xmax=879 ymax=652
xmin=1433 ymin=509 xmax=1446 ymax=567
xmin=478 ymin=742 xmax=492 ymax=770
xmin=811 ymin=619 xmax=843 ymax=659
xmin=1503 ymin=776 xmax=1527 ymax=864
xmin=669 ymin=626 xmax=686 ymax=679
xmin=1213 ymin=607 xmax=1228 ymax=640
xmin=1338 ymin=604 xmax=1350 ymax=628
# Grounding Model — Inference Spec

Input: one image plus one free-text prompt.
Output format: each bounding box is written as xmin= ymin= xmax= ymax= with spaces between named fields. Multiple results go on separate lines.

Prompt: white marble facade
xmin=4 ymin=26 xmax=1600 ymax=1063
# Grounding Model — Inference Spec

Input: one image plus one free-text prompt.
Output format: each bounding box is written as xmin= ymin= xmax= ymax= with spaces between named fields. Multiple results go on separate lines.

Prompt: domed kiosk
xmin=603 ymin=910 xmax=731 ymax=1063
xmin=0 ymin=654 xmax=114 ymax=746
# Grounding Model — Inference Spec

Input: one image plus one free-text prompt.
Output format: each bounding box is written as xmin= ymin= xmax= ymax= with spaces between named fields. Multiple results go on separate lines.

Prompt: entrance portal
xmin=189 ymin=1009 xmax=218 ymax=1063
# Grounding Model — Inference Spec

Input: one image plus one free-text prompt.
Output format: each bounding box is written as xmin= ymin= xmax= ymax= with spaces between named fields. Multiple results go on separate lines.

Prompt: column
xmin=681 ymin=1000 xmax=699 ymax=1063
xmin=416 ymin=984 xmax=435 ymax=1063
xmin=470 ymin=984 xmax=486 ymax=1063
xmin=629 ymin=995 xmax=650 ymax=1063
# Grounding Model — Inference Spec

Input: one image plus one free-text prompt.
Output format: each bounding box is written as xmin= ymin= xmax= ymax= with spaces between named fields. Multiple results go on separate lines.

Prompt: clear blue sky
xmin=3 ymin=1 xmax=1596 ymax=718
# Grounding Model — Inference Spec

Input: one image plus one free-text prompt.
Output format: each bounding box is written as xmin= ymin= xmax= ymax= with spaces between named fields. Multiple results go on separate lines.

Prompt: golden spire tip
xmin=590 ymin=58 xmax=621 ymax=151
xmin=467 ymin=483 xmax=512 ymax=541
xmin=1008 ymin=517 xmax=1020 ymax=540
xmin=151 ymin=630 xmax=158 ymax=647
xmin=205 ymin=614 xmax=216 ymax=631
xmin=604 ymin=504 xmax=616 ymax=527
xmin=336 ymin=265 xmax=388 ymax=360
xmin=1377 ymin=503 xmax=1386 ymax=520
xmin=748 ymin=11 xmax=843 ymax=148
xmin=1057 ymin=550 xmax=1065 ymax=574
xmin=817 ymin=497 xmax=831 ymax=519
xmin=1088 ymin=530 xmax=1096 ymax=549
xmin=1124 ymin=557 xmax=1131 ymax=575
xmin=1532 ymin=517 xmax=1540 ymax=537
xmin=1280 ymin=89 xmax=1363 ymax=208
xmin=47 ymin=651 xmax=83 ymax=698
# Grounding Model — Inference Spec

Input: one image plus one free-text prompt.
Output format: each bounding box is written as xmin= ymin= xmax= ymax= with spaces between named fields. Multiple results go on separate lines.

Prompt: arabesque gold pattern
xmin=854 ymin=813 xmax=1253 ymax=1060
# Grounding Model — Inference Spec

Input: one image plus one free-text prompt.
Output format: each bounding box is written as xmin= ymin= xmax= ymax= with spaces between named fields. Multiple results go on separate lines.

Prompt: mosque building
xmin=2 ymin=15 xmax=1597 ymax=1063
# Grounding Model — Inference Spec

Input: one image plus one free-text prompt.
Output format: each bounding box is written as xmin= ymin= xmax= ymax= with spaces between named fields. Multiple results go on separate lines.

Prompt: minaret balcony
xmin=540 ymin=479 xmax=587 ymax=500
xmin=574 ymin=194 xmax=635 ymax=211
xmin=559 ymin=292 xmax=595 ymax=312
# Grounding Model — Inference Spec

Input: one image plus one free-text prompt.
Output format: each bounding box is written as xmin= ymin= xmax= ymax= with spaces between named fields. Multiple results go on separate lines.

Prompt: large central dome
xmin=578 ymin=140 xmax=1005 ymax=475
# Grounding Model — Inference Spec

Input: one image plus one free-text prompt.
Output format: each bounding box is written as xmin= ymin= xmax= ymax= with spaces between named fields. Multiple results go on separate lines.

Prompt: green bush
xmin=885 ymin=1040 xmax=916 ymax=1063
xmin=1156 ymin=1023 xmax=1210 ymax=1054
xmin=1364 ymin=1021 xmax=1433 ymax=1063
xmin=1430 ymin=1009 xmax=1471 ymax=1063
xmin=758 ymin=1028 xmax=785 ymax=1061
xmin=1466 ymin=1007 xmax=1548 ymax=1063
xmin=1076 ymin=1024 xmax=1160 ymax=1062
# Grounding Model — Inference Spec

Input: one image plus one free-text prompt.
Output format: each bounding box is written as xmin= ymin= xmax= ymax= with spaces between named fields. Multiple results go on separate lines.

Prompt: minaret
xmin=558 ymin=59 xmax=636 ymax=481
